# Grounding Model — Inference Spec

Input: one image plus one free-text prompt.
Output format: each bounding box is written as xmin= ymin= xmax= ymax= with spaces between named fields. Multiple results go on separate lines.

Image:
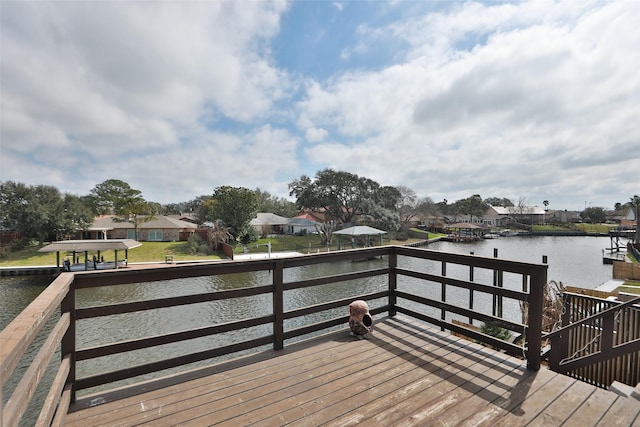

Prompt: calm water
xmin=0 ymin=236 xmax=616 ymax=332
xmin=429 ymin=235 xmax=614 ymax=289
xmin=0 ymin=235 xmax=618 ymax=424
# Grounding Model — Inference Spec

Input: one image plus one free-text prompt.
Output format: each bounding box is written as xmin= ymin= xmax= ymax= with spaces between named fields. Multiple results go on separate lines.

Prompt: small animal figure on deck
xmin=348 ymin=300 xmax=373 ymax=339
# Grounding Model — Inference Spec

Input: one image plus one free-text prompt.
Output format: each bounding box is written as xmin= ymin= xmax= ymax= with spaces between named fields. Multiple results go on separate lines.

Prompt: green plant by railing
xmin=479 ymin=323 xmax=512 ymax=341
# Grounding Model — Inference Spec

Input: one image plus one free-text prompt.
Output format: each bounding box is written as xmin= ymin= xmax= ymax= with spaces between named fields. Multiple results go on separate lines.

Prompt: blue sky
xmin=1 ymin=0 xmax=638 ymax=211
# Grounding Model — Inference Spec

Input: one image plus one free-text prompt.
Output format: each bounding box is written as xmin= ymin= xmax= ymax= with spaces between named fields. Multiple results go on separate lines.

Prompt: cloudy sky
xmin=1 ymin=0 xmax=638 ymax=211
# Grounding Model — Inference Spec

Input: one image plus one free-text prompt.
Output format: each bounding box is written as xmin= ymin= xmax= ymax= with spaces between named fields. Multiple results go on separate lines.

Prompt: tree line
xmin=2 ymin=171 xmax=638 ymax=249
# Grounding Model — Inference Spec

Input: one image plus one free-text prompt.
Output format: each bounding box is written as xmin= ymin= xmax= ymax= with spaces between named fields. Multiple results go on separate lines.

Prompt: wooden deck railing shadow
xmin=371 ymin=316 xmax=542 ymax=420
xmin=1 ymin=245 xmax=548 ymax=427
xmin=545 ymin=292 xmax=640 ymax=388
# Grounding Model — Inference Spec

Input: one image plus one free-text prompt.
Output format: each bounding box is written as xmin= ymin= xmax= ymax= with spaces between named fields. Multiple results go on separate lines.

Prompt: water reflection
xmin=0 ymin=275 xmax=51 ymax=330
xmin=1 ymin=236 xmax=616 ymax=413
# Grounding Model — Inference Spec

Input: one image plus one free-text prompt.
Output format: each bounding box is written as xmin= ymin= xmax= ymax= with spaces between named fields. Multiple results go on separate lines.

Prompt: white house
xmin=481 ymin=205 xmax=547 ymax=226
xmin=250 ymin=213 xmax=290 ymax=236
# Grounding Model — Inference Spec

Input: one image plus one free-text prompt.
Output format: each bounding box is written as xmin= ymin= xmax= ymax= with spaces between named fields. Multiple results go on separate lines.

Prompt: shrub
xmin=479 ymin=323 xmax=512 ymax=341
xmin=186 ymin=234 xmax=211 ymax=255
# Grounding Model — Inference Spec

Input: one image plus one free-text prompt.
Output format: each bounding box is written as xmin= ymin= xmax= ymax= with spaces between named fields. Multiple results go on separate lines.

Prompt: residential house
xmin=250 ymin=213 xmax=322 ymax=236
xmin=287 ymin=214 xmax=320 ymax=235
xmin=621 ymin=207 xmax=637 ymax=228
xmin=250 ymin=213 xmax=290 ymax=236
xmin=545 ymin=209 xmax=582 ymax=224
xmin=83 ymin=215 xmax=197 ymax=242
xmin=481 ymin=206 xmax=513 ymax=227
xmin=168 ymin=213 xmax=199 ymax=225
xmin=478 ymin=205 xmax=548 ymax=227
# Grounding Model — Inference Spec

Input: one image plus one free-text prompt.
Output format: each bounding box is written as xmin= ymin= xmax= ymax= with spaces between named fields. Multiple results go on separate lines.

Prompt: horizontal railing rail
xmin=0 ymin=245 xmax=548 ymax=427
xmin=392 ymin=246 xmax=546 ymax=368
xmin=0 ymin=273 xmax=73 ymax=427
xmin=546 ymin=293 xmax=640 ymax=388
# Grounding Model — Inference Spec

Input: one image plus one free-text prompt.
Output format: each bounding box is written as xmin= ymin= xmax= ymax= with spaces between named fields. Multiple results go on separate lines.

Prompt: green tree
xmin=122 ymin=198 xmax=158 ymax=240
xmin=179 ymin=195 xmax=214 ymax=223
xmin=508 ymin=197 xmax=530 ymax=224
xmin=454 ymin=194 xmax=486 ymax=223
xmin=204 ymin=221 xmax=232 ymax=251
xmin=161 ymin=203 xmax=184 ymax=215
xmin=627 ymin=195 xmax=640 ymax=244
xmin=289 ymin=169 xmax=375 ymax=225
xmin=369 ymin=185 xmax=401 ymax=232
xmin=289 ymin=169 xmax=401 ymax=242
xmin=413 ymin=197 xmax=441 ymax=231
xmin=57 ymin=194 xmax=93 ymax=239
xmin=197 ymin=197 xmax=216 ymax=224
xmin=0 ymin=182 xmax=64 ymax=244
xmin=209 ymin=186 xmax=259 ymax=242
xmin=484 ymin=197 xmax=513 ymax=207
xmin=89 ymin=179 xmax=145 ymax=215
xmin=0 ymin=181 xmax=30 ymax=232
xmin=395 ymin=185 xmax=418 ymax=228
xmin=254 ymin=188 xmax=297 ymax=217
xmin=580 ymin=207 xmax=606 ymax=224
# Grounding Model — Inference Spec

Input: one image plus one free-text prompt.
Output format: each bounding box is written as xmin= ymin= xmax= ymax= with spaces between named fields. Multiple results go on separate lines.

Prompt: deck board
xmin=63 ymin=316 xmax=640 ymax=426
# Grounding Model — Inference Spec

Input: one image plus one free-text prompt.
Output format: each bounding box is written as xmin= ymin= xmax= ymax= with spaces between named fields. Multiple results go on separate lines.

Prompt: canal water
xmin=0 ymin=235 xmax=620 ymax=424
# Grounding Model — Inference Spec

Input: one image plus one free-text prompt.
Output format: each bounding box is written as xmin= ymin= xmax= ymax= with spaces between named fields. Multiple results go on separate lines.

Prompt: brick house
xmin=84 ymin=215 xmax=197 ymax=242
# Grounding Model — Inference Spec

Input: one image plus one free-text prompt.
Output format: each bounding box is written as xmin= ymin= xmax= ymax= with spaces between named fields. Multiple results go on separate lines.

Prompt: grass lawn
xmin=615 ymin=281 xmax=640 ymax=296
xmin=531 ymin=223 xmax=617 ymax=233
xmin=0 ymin=233 xmax=438 ymax=267
xmin=531 ymin=224 xmax=574 ymax=232
xmin=0 ymin=241 xmax=223 ymax=267
xmin=574 ymin=223 xmax=618 ymax=233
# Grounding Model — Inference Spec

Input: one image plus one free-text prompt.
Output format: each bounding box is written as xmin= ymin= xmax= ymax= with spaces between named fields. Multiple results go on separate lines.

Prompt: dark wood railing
xmin=546 ymin=292 xmax=640 ymax=388
xmin=0 ymin=245 xmax=547 ymax=427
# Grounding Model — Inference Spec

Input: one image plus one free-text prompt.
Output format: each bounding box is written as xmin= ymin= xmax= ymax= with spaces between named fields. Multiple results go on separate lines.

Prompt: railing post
xmin=526 ymin=268 xmax=546 ymax=370
xmin=492 ymin=248 xmax=504 ymax=317
xmin=469 ymin=252 xmax=474 ymax=324
xmin=441 ymin=260 xmax=447 ymax=331
xmin=601 ymin=311 xmax=615 ymax=353
xmin=388 ymin=250 xmax=397 ymax=317
xmin=61 ymin=278 xmax=76 ymax=404
xmin=273 ymin=260 xmax=284 ymax=350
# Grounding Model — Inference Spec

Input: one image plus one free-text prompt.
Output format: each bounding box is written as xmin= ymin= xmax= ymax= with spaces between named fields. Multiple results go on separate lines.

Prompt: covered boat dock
xmin=38 ymin=239 xmax=141 ymax=272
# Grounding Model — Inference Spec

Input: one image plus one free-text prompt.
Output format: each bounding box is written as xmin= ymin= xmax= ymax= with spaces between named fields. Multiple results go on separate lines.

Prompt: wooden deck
xmin=63 ymin=316 xmax=640 ymax=427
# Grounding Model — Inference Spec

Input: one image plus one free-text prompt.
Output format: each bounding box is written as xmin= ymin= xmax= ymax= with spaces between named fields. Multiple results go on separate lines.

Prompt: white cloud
xmin=1 ymin=0 xmax=293 ymax=200
xmin=305 ymin=127 xmax=329 ymax=143
xmin=297 ymin=0 xmax=640 ymax=208
xmin=1 ymin=0 xmax=638 ymax=209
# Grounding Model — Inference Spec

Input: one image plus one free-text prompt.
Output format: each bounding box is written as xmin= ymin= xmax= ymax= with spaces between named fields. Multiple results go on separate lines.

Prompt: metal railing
xmin=0 ymin=245 xmax=547 ymax=427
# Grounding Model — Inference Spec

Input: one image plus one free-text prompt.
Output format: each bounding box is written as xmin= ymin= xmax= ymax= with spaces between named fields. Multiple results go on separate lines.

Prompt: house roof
xmin=287 ymin=217 xmax=319 ymax=226
xmin=447 ymin=222 xmax=483 ymax=229
xmin=90 ymin=215 xmax=197 ymax=230
xmin=489 ymin=205 xmax=546 ymax=215
xmin=39 ymin=239 xmax=142 ymax=252
xmin=294 ymin=213 xmax=323 ymax=222
xmin=167 ymin=213 xmax=199 ymax=224
xmin=334 ymin=226 xmax=387 ymax=235
xmin=250 ymin=213 xmax=290 ymax=226
xmin=623 ymin=207 xmax=637 ymax=220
